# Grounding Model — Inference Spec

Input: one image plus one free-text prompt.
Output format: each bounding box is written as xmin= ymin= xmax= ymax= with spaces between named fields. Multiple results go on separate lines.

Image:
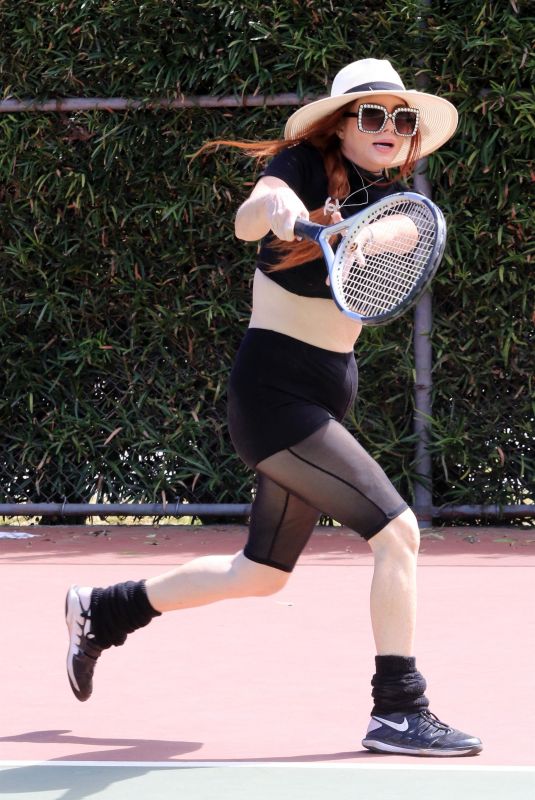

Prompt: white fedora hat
xmin=284 ymin=58 xmax=458 ymax=167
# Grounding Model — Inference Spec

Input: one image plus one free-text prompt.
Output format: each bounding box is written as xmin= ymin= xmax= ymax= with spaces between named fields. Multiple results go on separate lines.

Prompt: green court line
xmin=0 ymin=762 xmax=533 ymax=800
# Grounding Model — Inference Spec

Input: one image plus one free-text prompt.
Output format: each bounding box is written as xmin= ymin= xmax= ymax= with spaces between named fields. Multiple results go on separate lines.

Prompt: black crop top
xmin=256 ymin=142 xmax=407 ymax=298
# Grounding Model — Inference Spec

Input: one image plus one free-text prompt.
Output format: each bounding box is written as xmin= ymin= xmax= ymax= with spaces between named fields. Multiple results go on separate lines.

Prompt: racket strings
xmin=334 ymin=202 xmax=437 ymax=317
xmin=340 ymin=250 xmax=430 ymax=315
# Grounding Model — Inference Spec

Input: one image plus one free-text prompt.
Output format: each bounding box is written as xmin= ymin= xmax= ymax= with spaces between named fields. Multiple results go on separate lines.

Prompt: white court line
xmin=0 ymin=760 xmax=533 ymax=772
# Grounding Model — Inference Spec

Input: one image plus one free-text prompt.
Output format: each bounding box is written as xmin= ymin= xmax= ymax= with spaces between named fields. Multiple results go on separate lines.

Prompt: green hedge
xmin=0 ymin=1 xmax=532 ymax=518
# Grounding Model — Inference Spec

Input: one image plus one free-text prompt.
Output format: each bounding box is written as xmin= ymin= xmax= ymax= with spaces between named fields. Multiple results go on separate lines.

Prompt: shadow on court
xmin=0 ymin=729 xmax=202 ymax=762
xmin=0 ymin=729 xmax=374 ymax=764
xmin=0 ymin=763 xmax=159 ymax=800
xmin=0 ymin=731 xmax=200 ymax=800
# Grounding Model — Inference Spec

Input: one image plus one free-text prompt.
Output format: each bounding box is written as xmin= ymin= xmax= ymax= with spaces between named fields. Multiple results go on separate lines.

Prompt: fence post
xmin=412 ymin=9 xmax=434 ymax=528
xmin=412 ymin=252 xmax=434 ymax=527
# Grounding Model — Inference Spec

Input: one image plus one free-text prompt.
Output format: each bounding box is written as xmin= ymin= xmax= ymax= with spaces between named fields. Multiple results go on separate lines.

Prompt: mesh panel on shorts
xmin=245 ymin=475 xmax=320 ymax=572
xmin=243 ymin=420 xmax=407 ymax=571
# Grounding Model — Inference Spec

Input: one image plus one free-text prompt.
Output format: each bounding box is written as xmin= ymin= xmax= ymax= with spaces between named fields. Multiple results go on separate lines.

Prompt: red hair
xmin=196 ymin=100 xmax=422 ymax=271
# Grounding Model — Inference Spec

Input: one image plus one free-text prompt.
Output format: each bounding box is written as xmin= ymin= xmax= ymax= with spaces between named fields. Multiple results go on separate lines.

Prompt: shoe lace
xmin=419 ymin=710 xmax=453 ymax=732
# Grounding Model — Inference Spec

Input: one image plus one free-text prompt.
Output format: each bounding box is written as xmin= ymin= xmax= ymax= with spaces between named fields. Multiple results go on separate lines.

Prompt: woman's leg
xmin=66 ymin=555 xmax=290 ymax=703
xmin=66 ymin=474 xmax=319 ymax=701
xmin=256 ymin=421 xmax=481 ymax=754
xmin=108 ymin=471 xmax=320 ymax=615
xmin=255 ymin=421 xmax=418 ymax=655
xmin=82 ymin=419 xmax=416 ymax=651
xmin=367 ymin=508 xmax=420 ymax=656
xmin=145 ymin=550 xmax=289 ymax=613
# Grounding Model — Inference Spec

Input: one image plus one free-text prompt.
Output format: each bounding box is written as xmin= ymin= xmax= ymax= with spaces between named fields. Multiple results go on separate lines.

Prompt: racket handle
xmin=294 ymin=218 xmax=325 ymax=242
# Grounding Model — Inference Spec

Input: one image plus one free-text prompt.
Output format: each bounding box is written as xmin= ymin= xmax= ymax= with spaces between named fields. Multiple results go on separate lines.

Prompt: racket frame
xmin=294 ymin=191 xmax=447 ymax=325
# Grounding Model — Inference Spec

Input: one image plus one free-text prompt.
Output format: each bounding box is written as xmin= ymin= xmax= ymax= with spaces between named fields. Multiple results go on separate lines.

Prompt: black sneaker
xmin=362 ymin=710 xmax=482 ymax=756
xmin=65 ymin=585 xmax=103 ymax=702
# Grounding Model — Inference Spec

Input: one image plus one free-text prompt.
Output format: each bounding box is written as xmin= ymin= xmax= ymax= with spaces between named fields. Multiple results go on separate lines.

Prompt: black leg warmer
xmin=90 ymin=579 xmax=161 ymax=649
xmin=371 ymin=655 xmax=430 ymax=716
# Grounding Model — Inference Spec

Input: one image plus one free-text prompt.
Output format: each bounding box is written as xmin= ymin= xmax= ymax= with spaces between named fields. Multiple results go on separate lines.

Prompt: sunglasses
xmin=344 ymin=103 xmax=420 ymax=137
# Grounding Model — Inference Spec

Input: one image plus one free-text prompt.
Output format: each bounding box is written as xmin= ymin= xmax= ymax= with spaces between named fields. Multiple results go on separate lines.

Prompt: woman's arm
xmin=235 ymin=176 xmax=309 ymax=242
xmin=362 ymin=215 xmax=418 ymax=255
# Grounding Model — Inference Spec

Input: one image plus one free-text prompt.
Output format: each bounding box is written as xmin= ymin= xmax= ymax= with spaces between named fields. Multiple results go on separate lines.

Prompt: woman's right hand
xmin=235 ymin=176 xmax=308 ymax=243
xmin=265 ymin=186 xmax=309 ymax=242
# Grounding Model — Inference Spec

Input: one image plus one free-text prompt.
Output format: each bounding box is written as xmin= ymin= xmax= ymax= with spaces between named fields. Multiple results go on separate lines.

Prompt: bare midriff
xmin=249 ymin=268 xmax=363 ymax=353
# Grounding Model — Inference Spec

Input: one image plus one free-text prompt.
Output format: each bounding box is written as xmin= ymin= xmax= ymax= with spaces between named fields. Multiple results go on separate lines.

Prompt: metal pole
xmin=0 ymin=502 xmax=532 ymax=520
xmin=412 ymin=0 xmax=435 ymax=528
xmin=412 ymin=167 xmax=434 ymax=529
xmin=432 ymin=505 xmax=535 ymax=520
xmin=412 ymin=161 xmax=434 ymax=527
xmin=0 ymin=503 xmax=251 ymax=518
xmin=0 ymin=93 xmax=318 ymax=114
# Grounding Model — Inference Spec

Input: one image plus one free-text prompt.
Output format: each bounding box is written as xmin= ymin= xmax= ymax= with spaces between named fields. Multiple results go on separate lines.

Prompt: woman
xmin=66 ymin=58 xmax=482 ymax=756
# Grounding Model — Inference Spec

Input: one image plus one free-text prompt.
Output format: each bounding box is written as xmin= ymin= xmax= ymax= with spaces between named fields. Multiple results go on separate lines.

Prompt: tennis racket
xmin=294 ymin=192 xmax=447 ymax=325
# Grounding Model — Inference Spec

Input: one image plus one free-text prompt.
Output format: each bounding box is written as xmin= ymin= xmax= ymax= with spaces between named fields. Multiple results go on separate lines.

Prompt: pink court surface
xmin=1 ymin=523 xmax=534 ymax=799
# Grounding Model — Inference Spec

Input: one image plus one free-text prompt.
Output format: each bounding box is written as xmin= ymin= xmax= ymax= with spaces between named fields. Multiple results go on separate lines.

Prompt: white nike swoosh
xmin=373 ymin=715 xmax=409 ymax=732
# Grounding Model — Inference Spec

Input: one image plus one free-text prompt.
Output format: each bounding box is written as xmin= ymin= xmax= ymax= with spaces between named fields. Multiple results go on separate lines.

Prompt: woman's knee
xmin=250 ymin=568 xmax=290 ymax=596
xmin=230 ymin=552 xmax=290 ymax=597
xmin=368 ymin=508 xmax=420 ymax=560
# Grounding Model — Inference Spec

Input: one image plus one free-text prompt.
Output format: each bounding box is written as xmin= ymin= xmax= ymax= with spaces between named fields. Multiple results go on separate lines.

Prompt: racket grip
xmin=294 ymin=218 xmax=325 ymax=242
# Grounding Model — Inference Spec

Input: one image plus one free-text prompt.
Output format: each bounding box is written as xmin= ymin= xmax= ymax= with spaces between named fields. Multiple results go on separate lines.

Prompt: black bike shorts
xmin=227 ymin=328 xmax=357 ymax=469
